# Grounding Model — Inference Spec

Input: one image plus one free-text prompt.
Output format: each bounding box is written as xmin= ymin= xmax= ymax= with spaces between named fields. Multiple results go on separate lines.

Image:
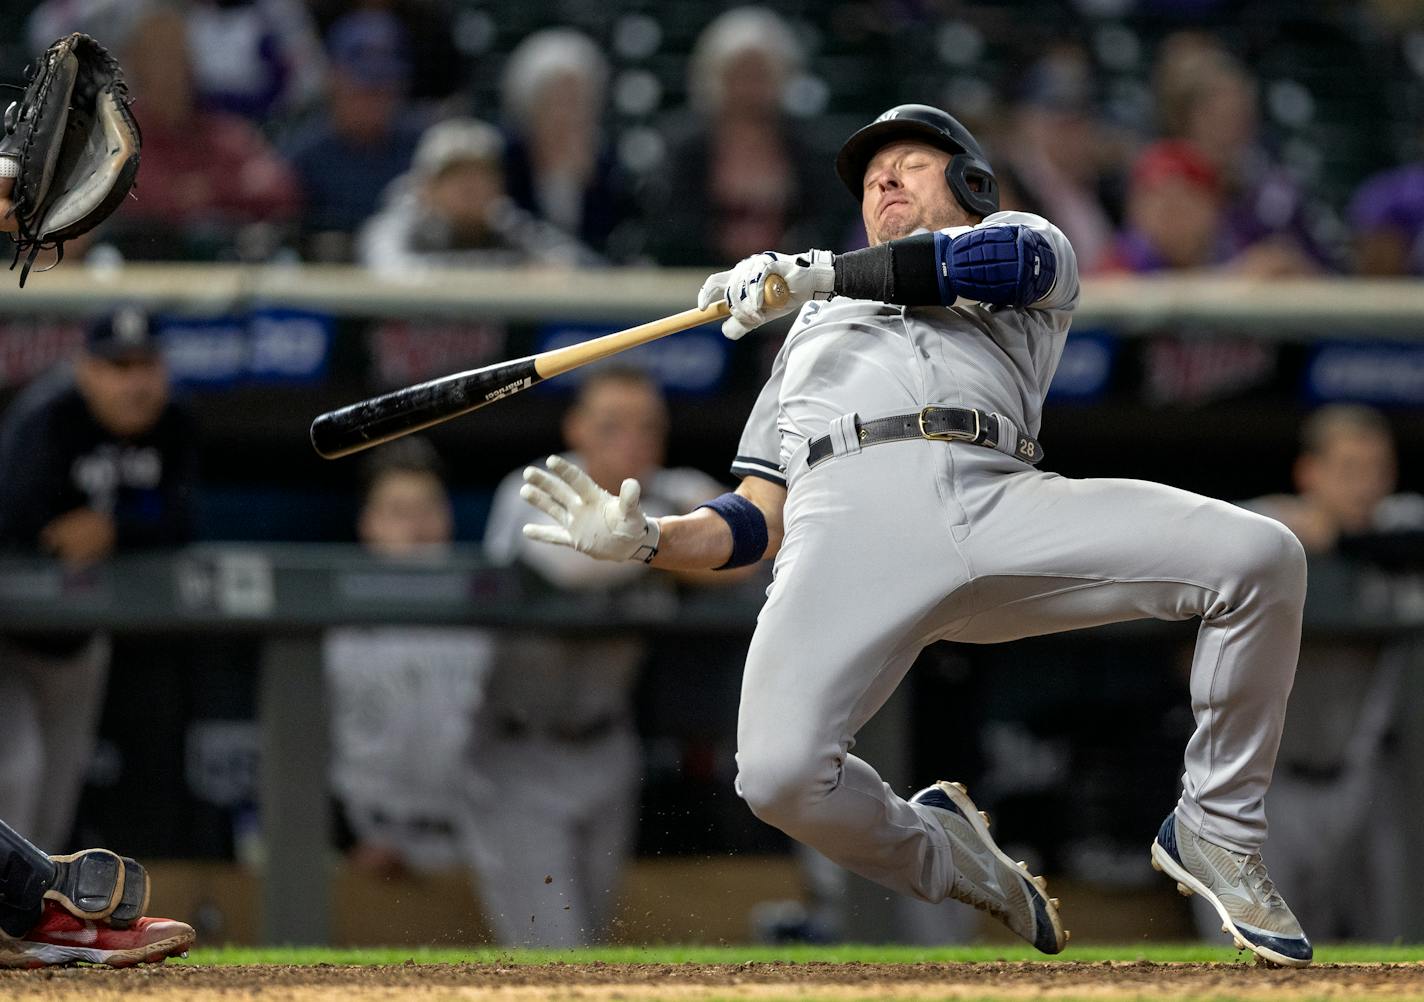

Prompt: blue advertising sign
xmin=157 ymin=309 xmax=333 ymax=388
xmin=1305 ymin=342 xmax=1424 ymax=407
xmin=1047 ymin=331 xmax=1115 ymax=401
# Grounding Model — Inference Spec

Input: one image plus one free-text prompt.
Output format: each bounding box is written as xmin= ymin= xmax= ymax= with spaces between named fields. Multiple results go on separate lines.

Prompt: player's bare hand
xmin=520 ymin=455 xmax=660 ymax=563
xmin=698 ymin=249 xmax=836 ymax=340
xmin=0 ymin=169 xmax=17 ymax=234
xmin=40 ymin=507 xmax=116 ymax=565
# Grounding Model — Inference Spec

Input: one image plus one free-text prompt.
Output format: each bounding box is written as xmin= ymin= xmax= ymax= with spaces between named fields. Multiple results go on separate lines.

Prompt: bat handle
xmin=763 ymin=273 xmax=791 ymax=309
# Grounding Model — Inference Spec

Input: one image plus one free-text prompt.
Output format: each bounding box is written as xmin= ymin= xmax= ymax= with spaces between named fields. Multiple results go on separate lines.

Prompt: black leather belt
xmin=806 ymin=406 xmax=1043 ymax=470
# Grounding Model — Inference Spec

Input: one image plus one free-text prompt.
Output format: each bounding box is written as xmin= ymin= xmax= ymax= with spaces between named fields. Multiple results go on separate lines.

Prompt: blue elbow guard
xmin=696 ymin=492 xmax=768 ymax=569
xmin=933 ymin=225 xmax=1057 ymax=307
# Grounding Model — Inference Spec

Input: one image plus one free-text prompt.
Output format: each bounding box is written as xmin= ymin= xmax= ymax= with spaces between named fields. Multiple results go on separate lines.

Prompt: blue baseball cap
xmin=86 ymin=307 xmax=159 ymax=359
xmin=327 ymin=11 xmax=411 ymax=87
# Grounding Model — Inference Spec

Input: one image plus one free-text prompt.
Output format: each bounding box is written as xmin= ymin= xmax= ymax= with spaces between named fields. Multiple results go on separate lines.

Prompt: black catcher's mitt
xmin=0 ymin=33 xmax=140 ymax=285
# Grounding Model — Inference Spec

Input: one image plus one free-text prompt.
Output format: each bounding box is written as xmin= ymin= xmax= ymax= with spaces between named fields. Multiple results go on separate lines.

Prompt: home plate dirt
xmin=4 ymin=961 xmax=1424 ymax=1001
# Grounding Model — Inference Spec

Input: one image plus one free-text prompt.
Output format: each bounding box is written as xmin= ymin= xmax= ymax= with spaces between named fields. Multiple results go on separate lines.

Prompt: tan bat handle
xmin=535 ymin=273 xmax=791 ymax=379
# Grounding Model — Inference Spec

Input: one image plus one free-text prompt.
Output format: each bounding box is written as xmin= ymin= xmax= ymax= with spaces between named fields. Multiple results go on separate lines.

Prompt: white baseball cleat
xmin=1151 ymin=812 xmax=1312 ymax=967
xmin=911 ymin=780 xmax=1068 ymax=954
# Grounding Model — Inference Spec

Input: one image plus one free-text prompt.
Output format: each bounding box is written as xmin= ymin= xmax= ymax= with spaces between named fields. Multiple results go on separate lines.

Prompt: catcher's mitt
xmin=0 ymin=33 xmax=140 ymax=285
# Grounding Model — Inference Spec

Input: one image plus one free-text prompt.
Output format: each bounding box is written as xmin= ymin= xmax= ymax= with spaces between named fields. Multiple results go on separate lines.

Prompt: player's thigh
xmin=743 ymin=443 xmax=970 ymax=747
xmin=955 ymin=459 xmax=1300 ymax=632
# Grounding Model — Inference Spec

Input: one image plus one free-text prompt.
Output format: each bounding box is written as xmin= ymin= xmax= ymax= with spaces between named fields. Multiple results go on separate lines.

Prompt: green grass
xmin=179 ymin=942 xmax=1424 ymax=966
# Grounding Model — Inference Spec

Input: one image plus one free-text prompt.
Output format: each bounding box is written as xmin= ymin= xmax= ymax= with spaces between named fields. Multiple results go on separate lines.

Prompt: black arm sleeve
xmin=832 ymin=233 xmax=943 ymax=306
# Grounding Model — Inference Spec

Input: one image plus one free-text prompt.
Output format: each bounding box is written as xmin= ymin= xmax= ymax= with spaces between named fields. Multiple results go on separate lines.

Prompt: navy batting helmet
xmin=835 ymin=104 xmax=999 ymax=217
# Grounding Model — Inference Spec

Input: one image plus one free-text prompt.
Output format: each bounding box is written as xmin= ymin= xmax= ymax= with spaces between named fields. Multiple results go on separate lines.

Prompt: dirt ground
xmin=4 ymin=962 xmax=1424 ymax=1001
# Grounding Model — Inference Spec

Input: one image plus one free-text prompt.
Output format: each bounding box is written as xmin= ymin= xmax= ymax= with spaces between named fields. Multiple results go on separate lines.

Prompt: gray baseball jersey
xmin=727 ymin=211 xmax=1308 ymax=909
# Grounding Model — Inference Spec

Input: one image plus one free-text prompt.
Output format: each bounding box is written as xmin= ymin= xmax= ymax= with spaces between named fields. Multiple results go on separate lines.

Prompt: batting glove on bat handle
xmin=520 ymin=455 xmax=660 ymax=563
xmin=697 ymin=250 xmax=834 ymax=340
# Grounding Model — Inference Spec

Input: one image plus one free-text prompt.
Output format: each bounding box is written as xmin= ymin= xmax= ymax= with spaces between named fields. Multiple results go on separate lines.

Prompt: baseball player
xmin=520 ymin=104 xmax=1311 ymax=966
xmin=0 ymin=815 xmax=194 ymax=967
xmin=466 ymin=368 xmax=726 ymax=946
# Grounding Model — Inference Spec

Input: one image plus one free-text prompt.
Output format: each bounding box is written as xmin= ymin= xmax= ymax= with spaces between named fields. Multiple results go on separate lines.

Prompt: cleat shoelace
xmin=1235 ymin=853 xmax=1285 ymax=909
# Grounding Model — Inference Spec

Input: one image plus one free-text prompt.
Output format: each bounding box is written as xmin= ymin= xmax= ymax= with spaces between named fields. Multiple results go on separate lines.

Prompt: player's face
xmin=1296 ymin=430 xmax=1397 ymax=532
xmin=75 ymin=352 xmax=170 ymax=439
xmin=359 ymin=470 xmax=454 ymax=555
xmin=861 ymin=141 xmax=969 ymax=245
xmin=564 ymin=378 xmax=668 ymax=492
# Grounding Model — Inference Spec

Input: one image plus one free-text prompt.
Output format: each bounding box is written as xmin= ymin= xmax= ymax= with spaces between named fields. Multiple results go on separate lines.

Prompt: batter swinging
xmin=519 ymin=105 xmax=1313 ymax=966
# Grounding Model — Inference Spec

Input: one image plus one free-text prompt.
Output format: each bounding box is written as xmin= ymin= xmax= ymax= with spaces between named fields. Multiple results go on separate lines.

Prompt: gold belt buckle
xmin=918 ymin=406 xmax=979 ymax=443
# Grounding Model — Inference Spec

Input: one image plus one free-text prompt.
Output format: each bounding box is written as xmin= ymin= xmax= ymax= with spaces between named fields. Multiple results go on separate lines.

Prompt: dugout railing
xmin=0 ymin=546 xmax=1419 ymax=944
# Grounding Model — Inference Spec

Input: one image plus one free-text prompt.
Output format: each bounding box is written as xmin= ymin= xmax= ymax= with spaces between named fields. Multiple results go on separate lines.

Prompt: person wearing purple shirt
xmin=1154 ymin=32 xmax=1335 ymax=276
xmin=1350 ymin=163 xmax=1424 ymax=276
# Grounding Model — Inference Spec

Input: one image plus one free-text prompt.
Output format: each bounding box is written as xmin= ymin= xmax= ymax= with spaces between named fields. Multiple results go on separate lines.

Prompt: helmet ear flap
xmin=945 ymin=153 xmax=999 ymax=217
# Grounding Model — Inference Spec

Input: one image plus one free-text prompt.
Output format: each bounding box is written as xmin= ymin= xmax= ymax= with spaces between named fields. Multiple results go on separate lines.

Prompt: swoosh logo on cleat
xmin=44 ymin=923 xmax=98 ymax=945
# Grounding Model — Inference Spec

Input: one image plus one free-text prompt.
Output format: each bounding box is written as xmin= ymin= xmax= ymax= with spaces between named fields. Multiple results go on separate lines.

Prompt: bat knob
xmin=762 ymin=273 xmax=791 ymax=309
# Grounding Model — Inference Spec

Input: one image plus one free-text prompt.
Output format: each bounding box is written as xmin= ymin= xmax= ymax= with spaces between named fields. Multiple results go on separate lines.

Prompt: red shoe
xmin=0 ymin=901 xmax=195 ymax=968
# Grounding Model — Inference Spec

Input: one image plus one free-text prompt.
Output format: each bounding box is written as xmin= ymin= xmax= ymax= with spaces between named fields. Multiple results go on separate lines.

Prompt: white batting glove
xmin=520 ymin=455 xmax=660 ymax=563
xmin=697 ymin=249 xmax=836 ymax=340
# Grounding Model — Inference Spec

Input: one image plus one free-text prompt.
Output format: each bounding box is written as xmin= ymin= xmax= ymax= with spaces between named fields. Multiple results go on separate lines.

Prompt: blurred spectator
xmin=0 ymin=309 xmax=197 ymax=851
xmin=462 ymin=368 xmax=727 ymax=946
xmin=284 ymin=9 xmax=424 ymax=262
xmin=1001 ymin=46 xmax=1122 ymax=272
xmin=307 ymin=0 xmax=465 ymax=105
xmin=500 ymin=29 xmax=633 ymax=258
xmin=185 ymin=0 xmax=326 ymax=121
xmin=1154 ymin=32 xmax=1331 ymax=276
xmin=1349 ymin=160 xmax=1424 ymax=276
xmin=1199 ymin=405 xmax=1423 ymax=940
xmin=99 ymin=3 xmax=301 ymax=260
xmin=642 ymin=7 xmax=842 ymax=266
xmin=324 ymin=437 xmax=490 ymax=876
xmin=1100 ymin=140 xmax=1224 ymax=272
xmin=358 ymin=118 xmax=601 ymax=273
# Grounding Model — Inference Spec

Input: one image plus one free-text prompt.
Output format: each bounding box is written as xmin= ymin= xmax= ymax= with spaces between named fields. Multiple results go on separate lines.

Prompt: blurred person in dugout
xmin=284 ymin=8 xmax=425 ymax=262
xmin=499 ymin=28 xmax=634 ymax=259
xmin=465 ymin=368 xmax=731 ymax=946
xmin=97 ymin=1 xmax=301 ymax=261
xmin=324 ymin=438 xmax=491 ymax=876
xmin=642 ymin=6 xmax=841 ymax=267
xmin=358 ymin=117 xmax=601 ymax=274
xmin=0 ymin=308 xmax=197 ymax=851
xmin=1153 ymin=31 xmax=1335 ymax=276
xmin=1189 ymin=405 xmax=1423 ymax=940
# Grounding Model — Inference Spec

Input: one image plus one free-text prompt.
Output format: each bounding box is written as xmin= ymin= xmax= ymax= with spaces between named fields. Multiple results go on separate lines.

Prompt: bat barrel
xmin=310 ymin=357 xmax=539 ymax=459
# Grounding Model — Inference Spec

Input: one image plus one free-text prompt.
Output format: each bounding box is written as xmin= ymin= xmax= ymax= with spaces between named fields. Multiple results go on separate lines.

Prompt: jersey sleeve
xmin=944 ymin=211 xmax=1081 ymax=315
xmin=729 ymin=339 xmax=788 ymax=487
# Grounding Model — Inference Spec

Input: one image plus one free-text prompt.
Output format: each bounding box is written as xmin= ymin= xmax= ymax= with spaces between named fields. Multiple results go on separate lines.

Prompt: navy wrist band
xmin=697 ymin=492 xmax=769 ymax=569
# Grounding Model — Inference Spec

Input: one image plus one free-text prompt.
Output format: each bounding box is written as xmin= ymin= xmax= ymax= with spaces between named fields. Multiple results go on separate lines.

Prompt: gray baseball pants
xmin=0 ymin=636 xmax=109 ymax=851
xmin=735 ymin=435 xmax=1305 ymax=905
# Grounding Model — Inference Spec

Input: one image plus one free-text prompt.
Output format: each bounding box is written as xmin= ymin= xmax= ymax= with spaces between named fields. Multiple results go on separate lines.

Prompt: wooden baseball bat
xmin=310 ymin=273 xmax=790 ymax=459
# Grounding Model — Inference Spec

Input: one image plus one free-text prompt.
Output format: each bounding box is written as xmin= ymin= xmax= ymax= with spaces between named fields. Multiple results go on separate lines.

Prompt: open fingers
xmin=519 ymin=481 xmax=570 ymax=525
xmin=522 ymin=523 xmax=574 ymax=548
xmin=523 ymin=464 xmax=582 ymax=513
xmin=545 ymin=454 xmax=603 ymax=503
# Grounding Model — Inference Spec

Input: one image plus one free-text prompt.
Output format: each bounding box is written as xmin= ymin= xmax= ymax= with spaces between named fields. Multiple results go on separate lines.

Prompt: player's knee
xmin=1233 ymin=515 xmax=1307 ymax=607
xmin=734 ymin=748 xmax=837 ymax=829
